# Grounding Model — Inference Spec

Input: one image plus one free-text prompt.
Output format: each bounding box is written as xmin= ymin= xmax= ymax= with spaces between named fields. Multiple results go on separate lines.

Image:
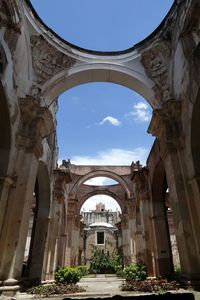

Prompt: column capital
xmin=148 ymin=100 xmax=184 ymax=157
xmin=16 ymin=96 xmax=54 ymax=158
xmin=53 ymin=169 xmax=72 ymax=203
xmin=132 ymin=168 xmax=150 ymax=201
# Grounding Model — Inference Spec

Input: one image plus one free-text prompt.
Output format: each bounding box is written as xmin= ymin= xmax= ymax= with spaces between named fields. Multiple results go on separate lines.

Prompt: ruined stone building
xmin=80 ymin=203 xmax=122 ymax=265
xmin=0 ymin=0 xmax=200 ymax=296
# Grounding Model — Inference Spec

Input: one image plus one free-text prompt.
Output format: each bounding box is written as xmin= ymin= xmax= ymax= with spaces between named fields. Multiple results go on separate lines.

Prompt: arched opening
xmin=71 ymin=169 xmax=132 ymax=202
xmin=22 ymin=162 xmax=50 ymax=285
xmin=55 ymin=83 xmax=152 ymax=269
xmin=57 ymin=83 xmax=154 ymax=168
xmin=81 ymin=195 xmax=121 ymax=213
xmin=84 ymin=177 xmax=118 ymax=186
xmin=29 ymin=0 xmax=173 ymax=51
xmin=151 ymin=159 xmax=180 ymax=277
xmin=79 ymin=195 xmax=122 ymax=267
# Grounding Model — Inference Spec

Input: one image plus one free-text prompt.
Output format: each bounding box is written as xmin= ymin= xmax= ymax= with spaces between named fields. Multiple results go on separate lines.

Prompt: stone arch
xmin=24 ymin=0 xmax=178 ymax=109
xmin=25 ymin=161 xmax=51 ymax=285
xmin=71 ymin=171 xmax=131 ymax=200
xmin=78 ymin=190 xmax=124 ymax=214
xmin=151 ymin=159 xmax=174 ymax=277
xmin=43 ymin=63 xmax=156 ymax=108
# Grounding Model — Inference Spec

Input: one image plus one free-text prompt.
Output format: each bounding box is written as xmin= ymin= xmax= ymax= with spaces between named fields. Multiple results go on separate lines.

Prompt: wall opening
xmin=57 ymin=82 xmax=154 ymax=166
xmin=22 ymin=163 xmax=50 ymax=284
xmin=30 ymin=0 xmax=173 ymax=51
xmin=151 ymin=160 xmax=180 ymax=277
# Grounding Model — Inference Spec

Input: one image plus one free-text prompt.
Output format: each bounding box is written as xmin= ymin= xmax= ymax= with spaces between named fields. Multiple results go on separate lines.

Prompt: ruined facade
xmin=80 ymin=203 xmax=121 ymax=266
xmin=0 ymin=0 xmax=200 ymax=296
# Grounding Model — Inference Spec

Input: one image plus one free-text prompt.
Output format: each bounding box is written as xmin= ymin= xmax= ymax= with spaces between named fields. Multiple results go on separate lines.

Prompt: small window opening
xmin=97 ymin=231 xmax=104 ymax=245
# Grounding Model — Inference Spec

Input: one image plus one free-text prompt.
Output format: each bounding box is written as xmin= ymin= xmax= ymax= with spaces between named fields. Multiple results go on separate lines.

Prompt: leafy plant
xmin=89 ymin=248 xmax=123 ymax=274
xmin=55 ymin=266 xmax=81 ymax=284
xmin=124 ymin=263 xmax=147 ymax=281
xmin=115 ymin=264 xmax=125 ymax=277
xmin=77 ymin=265 xmax=89 ymax=276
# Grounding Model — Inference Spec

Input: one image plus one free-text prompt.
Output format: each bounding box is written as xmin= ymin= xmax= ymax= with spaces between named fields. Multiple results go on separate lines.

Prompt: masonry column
xmin=132 ymin=168 xmax=154 ymax=275
xmin=65 ymin=200 xmax=77 ymax=266
xmin=44 ymin=165 xmax=71 ymax=280
xmin=127 ymin=201 xmax=137 ymax=264
xmin=121 ymin=213 xmax=132 ymax=266
xmin=71 ymin=215 xmax=82 ymax=266
xmin=0 ymin=97 xmax=53 ymax=296
xmin=149 ymin=100 xmax=200 ymax=285
xmin=0 ymin=177 xmax=15 ymax=236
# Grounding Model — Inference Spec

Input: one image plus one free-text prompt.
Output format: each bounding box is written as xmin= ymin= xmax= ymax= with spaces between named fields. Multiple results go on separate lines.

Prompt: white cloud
xmin=72 ymin=96 xmax=80 ymax=104
xmin=128 ymin=102 xmax=151 ymax=122
xmin=85 ymin=177 xmax=117 ymax=186
xmin=85 ymin=177 xmax=108 ymax=185
xmin=70 ymin=147 xmax=148 ymax=166
xmin=99 ymin=116 xmax=121 ymax=126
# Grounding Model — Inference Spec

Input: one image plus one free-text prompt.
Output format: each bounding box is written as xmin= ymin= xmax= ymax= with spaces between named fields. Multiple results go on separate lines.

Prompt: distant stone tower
xmin=94 ymin=202 xmax=106 ymax=212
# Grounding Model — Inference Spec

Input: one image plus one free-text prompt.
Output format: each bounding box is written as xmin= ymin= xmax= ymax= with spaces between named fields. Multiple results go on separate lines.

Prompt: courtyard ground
xmin=10 ymin=274 xmax=200 ymax=300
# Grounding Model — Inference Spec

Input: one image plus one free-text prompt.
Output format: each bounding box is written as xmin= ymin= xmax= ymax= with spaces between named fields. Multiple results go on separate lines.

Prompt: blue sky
xmin=30 ymin=0 xmax=173 ymax=211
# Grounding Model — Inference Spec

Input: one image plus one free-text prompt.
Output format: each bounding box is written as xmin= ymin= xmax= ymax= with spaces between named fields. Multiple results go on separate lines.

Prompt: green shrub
xmin=115 ymin=264 xmax=125 ymax=277
xmin=77 ymin=265 xmax=89 ymax=276
xmin=124 ymin=263 xmax=147 ymax=281
xmin=55 ymin=266 xmax=81 ymax=284
xmin=89 ymin=249 xmax=111 ymax=274
xmin=89 ymin=248 xmax=123 ymax=274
